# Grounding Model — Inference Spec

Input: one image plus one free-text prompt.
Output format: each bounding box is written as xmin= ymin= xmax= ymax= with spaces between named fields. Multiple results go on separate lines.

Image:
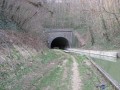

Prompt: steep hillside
xmin=1 ymin=0 xmax=120 ymax=50
xmin=43 ymin=0 xmax=120 ymax=50
xmin=0 ymin=30 xmax=46 ymax=51
xmin=0 ymin=0 xmax=53 ymax=48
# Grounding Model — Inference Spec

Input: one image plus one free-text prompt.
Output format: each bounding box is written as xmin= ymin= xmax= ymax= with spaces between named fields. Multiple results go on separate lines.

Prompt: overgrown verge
xmin=0 ymin=47 xmax=66 ymax=90
xmin=33 ymin=51 xmax=73 ymax=90
xmin=73 ymin=54 xmax=114 ymax=90
xmin=0 ymin=41 xmax=114 ymax=90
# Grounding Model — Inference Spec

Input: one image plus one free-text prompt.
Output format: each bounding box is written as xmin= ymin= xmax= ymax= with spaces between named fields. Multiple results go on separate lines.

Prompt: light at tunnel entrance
xmin=50 ymin=37 xmax=70 ymax=49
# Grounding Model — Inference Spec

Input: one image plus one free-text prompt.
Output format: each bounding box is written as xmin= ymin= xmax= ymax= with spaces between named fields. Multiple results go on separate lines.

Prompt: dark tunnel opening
xmin=50 ymin=37 xmax=70 ymax=49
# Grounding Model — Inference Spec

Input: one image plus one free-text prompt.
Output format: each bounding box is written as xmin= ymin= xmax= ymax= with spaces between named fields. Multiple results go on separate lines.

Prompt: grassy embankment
xmin=0 ymin=47 xmax=114 ymax=90
xmin=0 ymin=47 xmax=73 ymax=90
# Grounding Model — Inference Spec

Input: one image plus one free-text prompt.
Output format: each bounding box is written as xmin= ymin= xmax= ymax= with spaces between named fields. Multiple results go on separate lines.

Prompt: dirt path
xmin=71 ymin=56 xmax=81 ymax=90
xmin=62 ymin=59 xmax=68 ymax=80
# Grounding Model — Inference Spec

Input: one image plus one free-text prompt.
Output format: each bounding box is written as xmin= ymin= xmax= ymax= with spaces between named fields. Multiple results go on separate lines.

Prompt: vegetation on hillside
xmin=1 ymin=0 xmax=120 ymax=49
xmin=43 ymin=0 xmax=120 ymax=50
xmin=0 ymin=47 xmax=114 ymax=90
xmin=0 ymin=47 xmax=64 ymax=90
xmin=0 ymin=0 xmax=119 ymax=90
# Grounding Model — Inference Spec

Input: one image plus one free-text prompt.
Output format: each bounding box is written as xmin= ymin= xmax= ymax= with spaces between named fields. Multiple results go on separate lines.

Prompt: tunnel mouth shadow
xmin=50 ymin=37 xmax=70 ymax=50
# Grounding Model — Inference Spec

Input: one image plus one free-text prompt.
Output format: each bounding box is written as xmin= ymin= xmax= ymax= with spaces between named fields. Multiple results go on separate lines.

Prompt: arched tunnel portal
xmin=46 ymin=29 xmax=74 ymax=50
xmin=50 ymin=37 xmax=70 ymax=49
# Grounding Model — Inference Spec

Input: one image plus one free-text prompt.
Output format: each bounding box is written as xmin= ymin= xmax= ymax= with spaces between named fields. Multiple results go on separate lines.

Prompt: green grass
xmin=33 ymin=53 xmax=73 ymax=90
xmin=33 ymin=50 xmax=63 ymax=64
xmin=0 ymin=48 xmax=114 ymax=90
xmin=10 ymin=48 xmax=22 ymax=60
xmin=35 ymin=66 xmax=63 ymax=90
xmin=0 ymin=49 xmax=68 ymax=90
xmin=77 ymin=56 xmax=99 ymax=90
xmin=62 ymin=56 xmax=73 ymax=90
xmin=75 ymin=55 xmax=97 ymax=90
xmin=74 ymin=54 xmax=113 ymax=90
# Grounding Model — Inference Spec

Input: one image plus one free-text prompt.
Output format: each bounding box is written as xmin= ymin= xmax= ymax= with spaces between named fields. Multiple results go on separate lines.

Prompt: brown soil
xmin=71 ymin=56 xmax=82 ymax=90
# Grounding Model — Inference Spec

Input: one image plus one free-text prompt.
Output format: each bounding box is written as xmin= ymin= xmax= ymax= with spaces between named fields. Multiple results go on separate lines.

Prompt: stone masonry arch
xmin=45 ymin=28 xmax=73 ymax=49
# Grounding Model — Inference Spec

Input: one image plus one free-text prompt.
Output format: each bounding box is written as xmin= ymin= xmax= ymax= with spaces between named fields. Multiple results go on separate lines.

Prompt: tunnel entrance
xmin=50 ymin=37 xmax=70 ymax=49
